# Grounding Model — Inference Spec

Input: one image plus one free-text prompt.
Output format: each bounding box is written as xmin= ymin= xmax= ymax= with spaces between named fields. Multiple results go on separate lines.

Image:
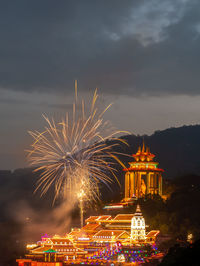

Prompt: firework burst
xmin=27 ymin=88 xmax=127 ymax=205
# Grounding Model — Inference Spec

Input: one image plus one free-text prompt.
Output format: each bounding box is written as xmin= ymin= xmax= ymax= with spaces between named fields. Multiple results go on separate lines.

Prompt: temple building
xmin=124 ymin=142 xmax=164 ymax=199
xmin=17 ymin=205 xmax=160 ymax=265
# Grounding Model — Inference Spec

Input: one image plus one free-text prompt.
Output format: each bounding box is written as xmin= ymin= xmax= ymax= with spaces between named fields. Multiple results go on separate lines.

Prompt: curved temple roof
xmin=124 ymin=142 xmax=164 ymax=172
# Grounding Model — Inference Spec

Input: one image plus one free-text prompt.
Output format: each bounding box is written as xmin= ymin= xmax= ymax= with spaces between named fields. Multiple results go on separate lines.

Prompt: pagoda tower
xmin=124 ymin=142 xmax=164 ymax=199
xmin=131 ymin=204 xmax=146 ymax=241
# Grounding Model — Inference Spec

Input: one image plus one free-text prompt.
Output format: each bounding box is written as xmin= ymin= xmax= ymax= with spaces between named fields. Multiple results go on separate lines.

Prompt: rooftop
xmin=93 ymin=230 xmax=130 ymax=238
xmin=85 ymin=216 xmax=101 ymax=223
xmin=81 ymin=223 xmax=101 ymax=232
xmin=113 ymin=214 xmax=134 ymax=221
xmin=146 ymin=230 xmax=160 ymax=238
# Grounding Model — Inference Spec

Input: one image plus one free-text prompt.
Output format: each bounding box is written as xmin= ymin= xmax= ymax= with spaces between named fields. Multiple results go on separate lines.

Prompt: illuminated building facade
xmin=124 ymin=142 xmax=164 ymax=199
xmin=17 ymin=205 xmax=160 ymax=266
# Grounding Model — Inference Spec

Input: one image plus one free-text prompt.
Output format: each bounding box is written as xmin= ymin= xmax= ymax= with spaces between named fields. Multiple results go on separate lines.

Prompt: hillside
xmin=0 ymin=124 xmax=200 ymax=214
xmin=1 ymin=124 xmax=200 ymax=211
xmin=121 ymin=124 xmax=200 ymax=178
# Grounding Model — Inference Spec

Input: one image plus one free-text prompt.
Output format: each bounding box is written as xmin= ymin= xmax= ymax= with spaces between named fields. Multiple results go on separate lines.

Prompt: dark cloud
xmin=0 ymin=97 xmax=26 ymax=105
xmin=2 ymin=0 xmax=200 ymax=171
xmin=0 ymin=0 xmax=199 ymax=96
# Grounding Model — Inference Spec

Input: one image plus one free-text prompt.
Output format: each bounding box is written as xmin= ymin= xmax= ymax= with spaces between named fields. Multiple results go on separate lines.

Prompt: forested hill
xmin=120 ymin=124 xmax=200 ymax=178
xmin=1 ymin=124 xmax=200 ymax=208
xmin=1 ymin=124 xmax=200 ymax=185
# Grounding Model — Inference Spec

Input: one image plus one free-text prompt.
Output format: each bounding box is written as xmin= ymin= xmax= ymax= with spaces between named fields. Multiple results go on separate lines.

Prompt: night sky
xmin=1 ymin=0 xmax=200 ymax=169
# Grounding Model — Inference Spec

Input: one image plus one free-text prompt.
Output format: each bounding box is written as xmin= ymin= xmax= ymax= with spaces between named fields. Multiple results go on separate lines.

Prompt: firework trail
xmin=27 ymin=88 xmax=127 ymax=205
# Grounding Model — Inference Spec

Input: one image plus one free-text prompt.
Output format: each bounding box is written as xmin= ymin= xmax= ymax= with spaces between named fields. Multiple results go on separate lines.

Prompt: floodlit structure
xmin=17 ymin=205 xmax=161 ymax=265
xmin=131 ymin=204 xmax=146 ymax=241
xmin=124 ymin=142 xmax=164 ymax=199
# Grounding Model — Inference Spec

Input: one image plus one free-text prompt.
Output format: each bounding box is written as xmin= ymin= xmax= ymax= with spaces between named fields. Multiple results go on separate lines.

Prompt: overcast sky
xmin=1 ymin=0 xmax=200 ymax=169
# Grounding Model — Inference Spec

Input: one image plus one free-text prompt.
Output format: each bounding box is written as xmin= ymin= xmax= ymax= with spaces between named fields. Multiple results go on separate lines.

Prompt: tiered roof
xmin=133 ymin=142 xmax=155 ymax=162
xmin=30 ymin=234 xmax=87 ymax=255
xmin=31 ymin=246 xmax=51 ymax=253
xmin=31 ymin=245 xmax=86 ymax=254
xmin=124 ymin=142 xmax=164 ymax=172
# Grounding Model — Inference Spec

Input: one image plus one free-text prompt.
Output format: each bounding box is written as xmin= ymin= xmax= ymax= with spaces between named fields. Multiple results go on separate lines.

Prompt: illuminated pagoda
xmin=124 ymin=142 xmax=164 ymax=199
xmin=131 ymin=204 xmax=146 ymax=241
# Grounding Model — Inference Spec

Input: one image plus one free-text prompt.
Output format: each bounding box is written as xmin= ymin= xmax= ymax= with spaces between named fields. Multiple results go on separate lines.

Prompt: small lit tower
xmin=131 ymin=205 xmax=146 ymax=241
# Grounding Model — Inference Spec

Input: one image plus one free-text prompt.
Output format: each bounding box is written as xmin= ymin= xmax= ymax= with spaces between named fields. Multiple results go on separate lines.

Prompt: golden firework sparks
xmin=27 ymin=87 xmax=128 ymax=205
